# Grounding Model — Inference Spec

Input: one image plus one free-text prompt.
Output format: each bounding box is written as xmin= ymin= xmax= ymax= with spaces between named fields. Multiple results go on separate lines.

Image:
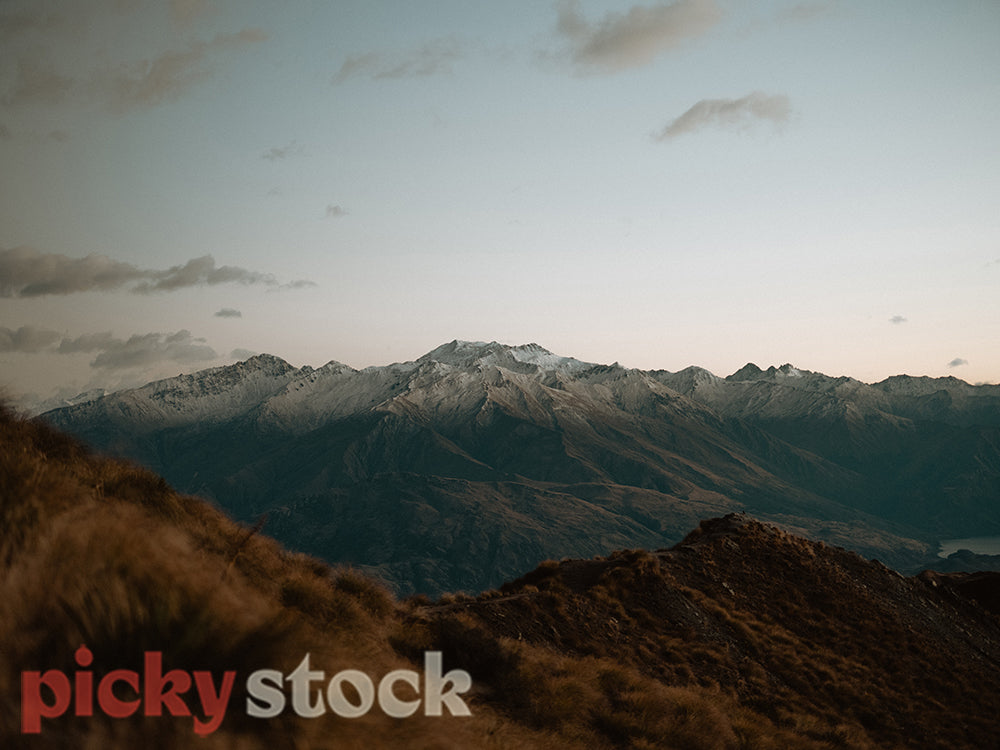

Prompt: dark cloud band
xmin=0 ymin=247 xmax=311 ymax=297
xmin=2 ymin=325 xmax=218 ymax=371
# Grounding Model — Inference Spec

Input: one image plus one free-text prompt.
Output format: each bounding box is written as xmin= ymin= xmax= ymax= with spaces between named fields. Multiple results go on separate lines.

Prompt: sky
xmin=1 ymin=0 xmax=999 ymax=410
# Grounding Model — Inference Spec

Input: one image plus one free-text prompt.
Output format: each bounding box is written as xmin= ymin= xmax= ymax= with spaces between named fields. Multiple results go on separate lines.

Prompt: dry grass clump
xmin=0 ymin=406 xmax=497 ymax=747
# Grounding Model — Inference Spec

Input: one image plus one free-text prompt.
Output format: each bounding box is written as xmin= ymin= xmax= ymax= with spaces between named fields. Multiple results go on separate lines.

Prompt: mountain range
xmin=41 ymin=340 xmax=1000 ymax=595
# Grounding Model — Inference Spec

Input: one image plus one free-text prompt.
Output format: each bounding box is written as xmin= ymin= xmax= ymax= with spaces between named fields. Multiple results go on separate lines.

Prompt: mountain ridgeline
xmin=42 ymin=340 xmax=1000 ymax=596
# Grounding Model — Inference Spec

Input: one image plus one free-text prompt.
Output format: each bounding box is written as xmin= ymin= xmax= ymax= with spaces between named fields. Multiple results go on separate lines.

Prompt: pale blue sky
xmin=1 ymin=0 xmax=998 ymax=407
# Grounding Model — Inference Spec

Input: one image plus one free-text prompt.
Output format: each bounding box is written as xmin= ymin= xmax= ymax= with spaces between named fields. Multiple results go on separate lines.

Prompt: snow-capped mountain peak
xmin=419 ymin=340 xmax=502 ymax=366
xmin=418 ymin=339 xmax=592 ymax=373
xmin=508 ymin=342 xmax=592 ymax=372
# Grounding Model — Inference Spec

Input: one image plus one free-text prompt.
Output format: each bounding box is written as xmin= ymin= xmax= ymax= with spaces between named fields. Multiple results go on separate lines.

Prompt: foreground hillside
xmin=3 ymin=405 xmax=1000 ymax=748
xmin=41 ymin=341 xmax=1000 ymax=595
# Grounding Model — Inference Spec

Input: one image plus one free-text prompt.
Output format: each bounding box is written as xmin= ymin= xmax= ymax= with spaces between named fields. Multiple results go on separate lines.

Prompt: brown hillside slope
xmin=0 ymin=406 xmax=512 ymax=748
xmin=3 ymin=405 xmax=1000 ymax=748
xmin=408 ymin=517 xmax=1000 ymax=749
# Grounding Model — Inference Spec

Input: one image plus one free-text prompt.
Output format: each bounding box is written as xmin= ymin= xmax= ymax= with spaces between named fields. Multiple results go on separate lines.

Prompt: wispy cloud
xmin=57 ymin=330 xmax=216 ymax=369
xmin=87 ymin=330 xmax=218 ymax=370
xmin=333 ymin=38 xmax=462 ymax=83
xmin=889 ymin=315 xmax=907 ymax=325
xmin=215 ymin=308 xmax=242 ymax=318
xmin=0 ymin=325 xmax=62 ymax=353
xmin=1 ymin=8 xmax=265 ymax=115
xmin=0 ymin=247 xmax=312 ymax=297
xmin=103 ymin=29 xmax=266 ymax=112
xmin=325 ymin=204 xmax=348 ymax=219
xmin=261 ymin=140 xmax=303 ymax=161
xmin=3 ymin=325 xmax=218 ymax=371
xmin=280 ymin=279 xmax=318 ymax=290
xmin=654 ymin=91 xmax=791 ymax=140
xmin=554 ymin=0 xmax=721 ymax=72
xmin=57 ymin=331 xmax=118 ymax=354
xmin=948 ymin=358 xmax=969 ymax=368
xmin=130 ymin=255 xmax=277 ymax=294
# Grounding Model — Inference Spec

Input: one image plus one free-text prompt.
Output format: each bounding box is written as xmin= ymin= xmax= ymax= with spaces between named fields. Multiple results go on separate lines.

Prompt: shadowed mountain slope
xmin=40 ymin=341 xmax=1000 ymax=595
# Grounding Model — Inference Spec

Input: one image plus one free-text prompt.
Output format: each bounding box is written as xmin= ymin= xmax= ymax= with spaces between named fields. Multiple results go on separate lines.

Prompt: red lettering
xmin=192 ymin=671 xmax=236 ymax=735
xmin=74 ymin=645 xmax=94 ymax=717
xmin=144 ymin=651 xmax=192 ymax=717
xmin=21 ymin=647 xmax=239 ymax=735
xmin=21 ymin=670 xmax=71 ymax=734
xmin=98 ymin=670 xmax=140 ymax=718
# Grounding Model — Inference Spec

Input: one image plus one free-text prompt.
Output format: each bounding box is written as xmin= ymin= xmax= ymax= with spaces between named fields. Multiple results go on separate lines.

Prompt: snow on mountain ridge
xmin=418 ymin=339 xmax=593 ymax=373
xmin=508 ymin=342 xmax=593 ymax=373
xmin=39 ymin=342 xmax=998 ymax=434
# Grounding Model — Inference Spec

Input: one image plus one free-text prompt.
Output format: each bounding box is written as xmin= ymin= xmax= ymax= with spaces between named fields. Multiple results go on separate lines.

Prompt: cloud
xmin=104 ymin=29 xmax=267 ymax=112
xmin=654 ymin=91 xmax=791 ymax=140
xmin=88 ymin=330 xmax=217 ymax=370
xmin=0 ymin=247 xmax=311 ymax=297
xmin=334 ymin=52 xmax=381 ymax=83
xmin=0 ymin=4 xmax=81 ymax=108
xmin=948 ymin=358 xmax=969 ymax=368
xmin=260 ymin=141 xmax=301 ymax=161
xmin=0 ymin=325 xmax=62 ymax=353
xmin=333 ymin=38 xmax=462 ymax=83
xmin=215 ymin=308 xmax=242 ymax=318
xmin=0 ymin=246 xmax=147 ymax=296
xmin=3 ymin=325 xmax=218 ymax=371
xmin=1 ymin=6 xmax=266 ymax=114
xmin=261 ymin=140 xmax=302 ymax=161
xmin=57 ymin=331 xmax=119 ymax=354
xmin=555 ymin=0 xmax=721 ymax=72
xmin=325 ymin=204 xmax=348 ymax=219
xmin=131 ymin=255 xmax=277 ymax=294
xmin=279 ymin=279 xmax=318 ymax=290
xmin=230 ymin=348 xmax=258 ymax=360
xmin=889 ymin=315 xmax=907 ymax=325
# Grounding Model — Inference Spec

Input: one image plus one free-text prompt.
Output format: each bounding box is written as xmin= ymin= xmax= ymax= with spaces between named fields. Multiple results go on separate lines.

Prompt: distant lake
xmin=938 ymin=536 xmax=1000 ymax=558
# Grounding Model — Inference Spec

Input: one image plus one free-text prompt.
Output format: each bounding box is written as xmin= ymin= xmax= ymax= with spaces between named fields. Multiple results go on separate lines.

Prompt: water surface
xmin=938 ymin=536 xmax=1000 ymax=558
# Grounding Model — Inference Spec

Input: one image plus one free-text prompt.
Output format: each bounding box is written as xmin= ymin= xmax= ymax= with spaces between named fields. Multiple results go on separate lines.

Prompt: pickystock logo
xmin=22 ymin=646 xmax=472 ymax=735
